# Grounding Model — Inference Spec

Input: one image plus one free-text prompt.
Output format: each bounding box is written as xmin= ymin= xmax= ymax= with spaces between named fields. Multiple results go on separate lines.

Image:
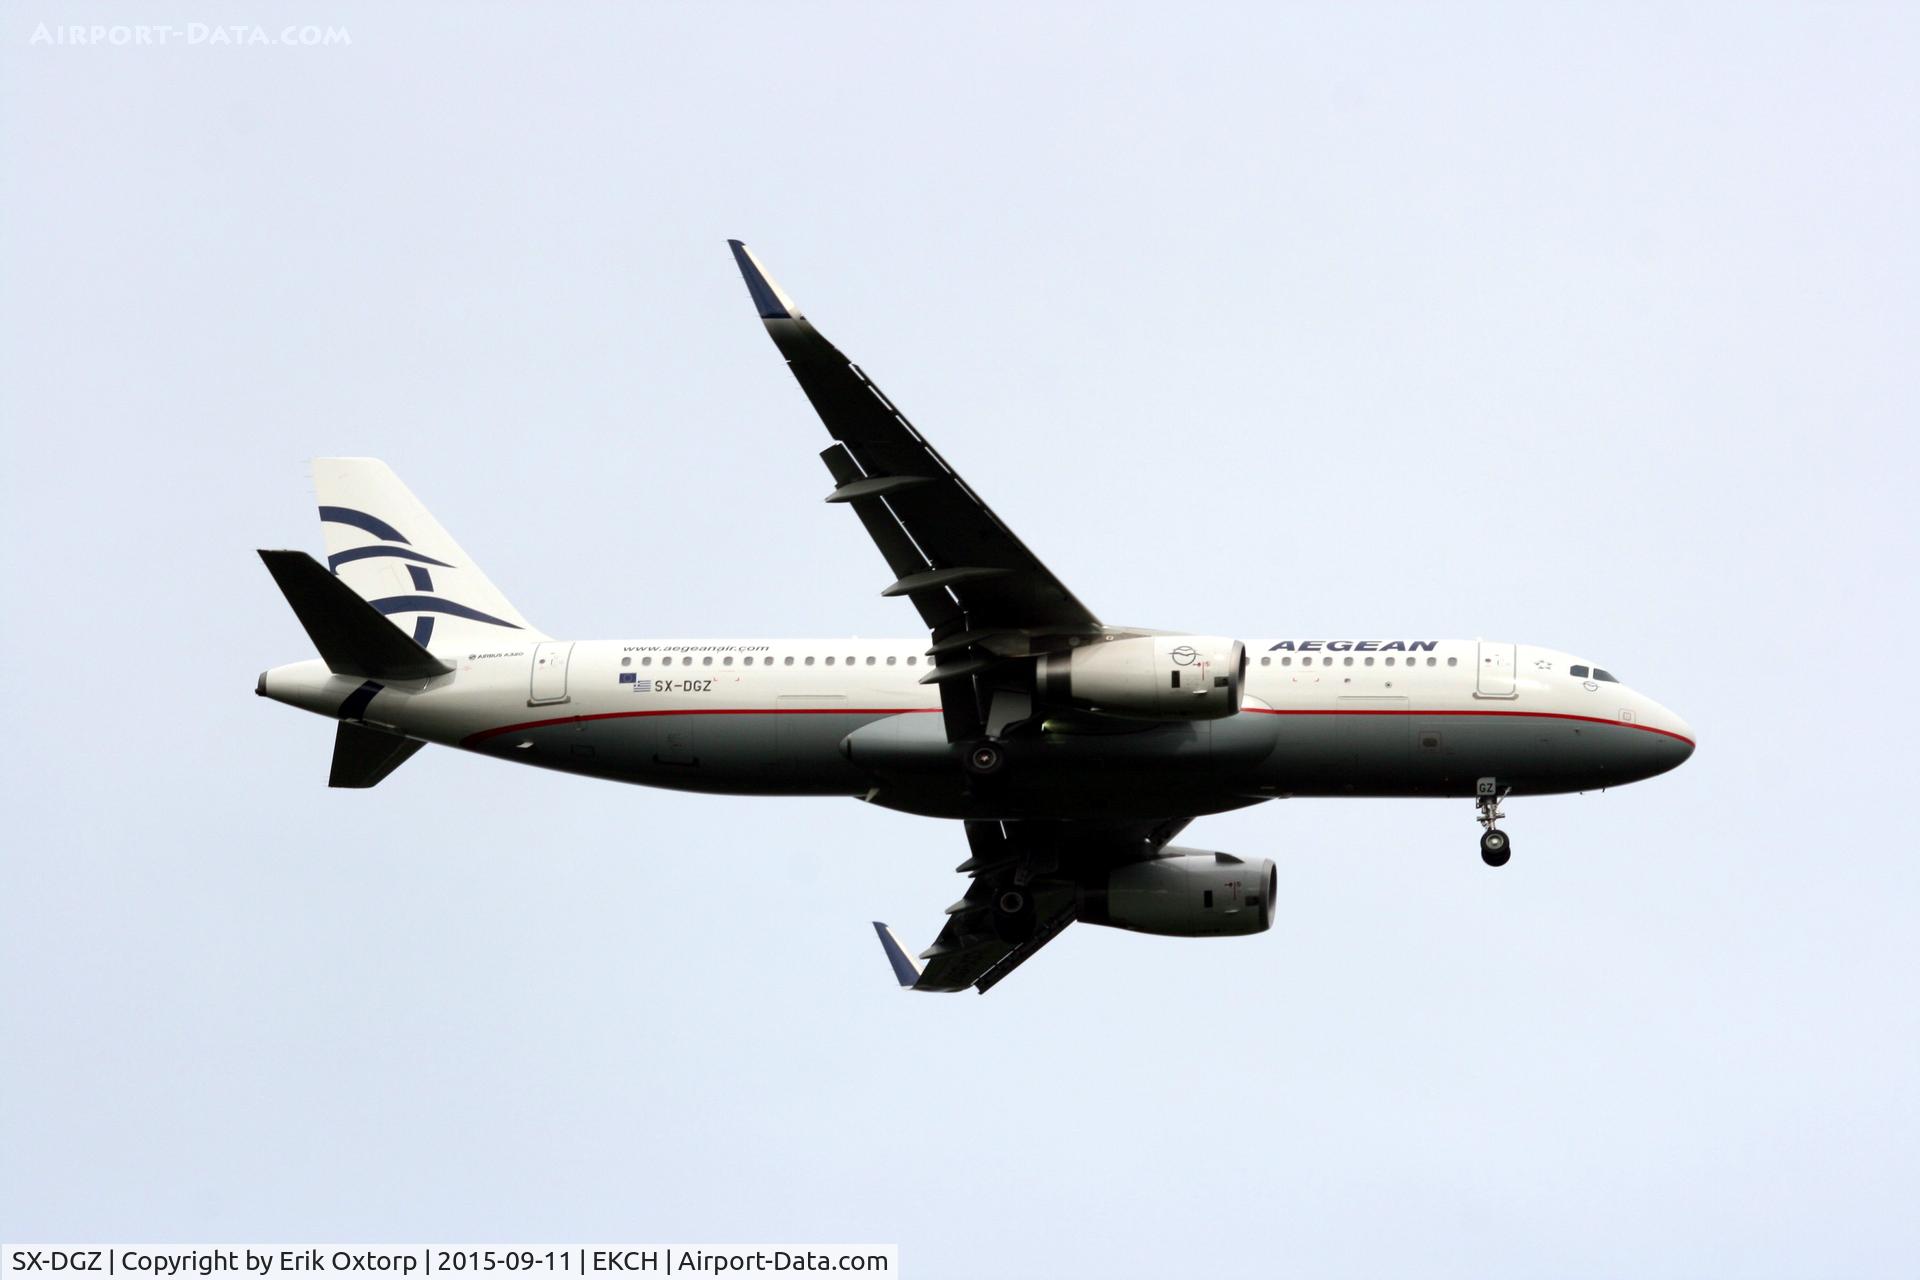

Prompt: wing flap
xmin=873 ymin=817 xmax=1194 ymax=994
xmin=911 ymin=880 xmax=1078 ymax=993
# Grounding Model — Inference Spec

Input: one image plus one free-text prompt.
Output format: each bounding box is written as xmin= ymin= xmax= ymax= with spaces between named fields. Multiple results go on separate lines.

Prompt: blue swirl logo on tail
xmin=319 ymin=506 xmax=521 ymax=647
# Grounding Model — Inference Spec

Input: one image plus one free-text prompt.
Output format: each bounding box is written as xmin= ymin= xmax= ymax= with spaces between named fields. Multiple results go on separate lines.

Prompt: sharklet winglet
xmin=728 ymin=239 xmax=803 ymax=320
xmin=872 ymin=922 xmax=924 ymax=989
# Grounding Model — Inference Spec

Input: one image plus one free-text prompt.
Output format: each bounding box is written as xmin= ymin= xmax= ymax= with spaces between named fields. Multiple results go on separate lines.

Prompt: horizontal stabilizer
xmin=330 ymin=722 xmax=425 ymax=788
xmin=872 ymin=922 xmax=924 ymax=989
xmin=258 ymin=550 xmax=453 ymax=681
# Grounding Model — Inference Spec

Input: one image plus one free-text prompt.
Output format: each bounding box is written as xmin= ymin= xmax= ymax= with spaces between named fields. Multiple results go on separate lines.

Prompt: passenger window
xmin=1427 ymin=657 xmax=1436 ymax=666
xmin=1447 ymin=657 xmax=1457 ymax=667
xmin=642 ymin=656 xmax=652 ymax=666
xmin=1282 ymin=656 xmax=1291 ymax=666
xmin=805 ymin=656 xmax=815 ymax=666
xmin=703 ymin=656 xmax=713 ymax=666
xmin=621 ymin=656 xmax=631 ymax=667
xmin=907 ymin=656 xmax=918 ymax=666
xmin=867 ymin=656 xmax=876 ymax=665
xmin=1570 ymin=665 xmax=1589 ymax=678
xmin=887 ymin=655 xmax=897 ymax=666
xmin=723 ymin=656 xmax=733 ymax=666
xmin=682 ymin=656 xmax=692 ymax=666
xmin=1364 ymin=656 xmax=1374 ymax=666
xmin=825 ymin=656 xmax=835 ymax=665
xmin=1384 ymin=657 xmax=1394 ymax=666
xmin=1260 ymin=656 xmax=1270 ymax=666
xmin=785 ymin=656 xmax=795 ymax=666
xmin=1594 ymin=669 xmax=1619 ymax=683
xmin=1343 ymin=656 xmax=1353 ymax=667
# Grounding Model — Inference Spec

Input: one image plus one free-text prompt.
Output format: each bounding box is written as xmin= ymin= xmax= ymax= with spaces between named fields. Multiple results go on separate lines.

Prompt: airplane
xmin=254 ymin=239 xmax=1697 ymax=994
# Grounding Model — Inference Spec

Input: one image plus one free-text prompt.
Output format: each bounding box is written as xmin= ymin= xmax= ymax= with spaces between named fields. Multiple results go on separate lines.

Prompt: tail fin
xmin=311 ymin=458 xmax=545 ymax=652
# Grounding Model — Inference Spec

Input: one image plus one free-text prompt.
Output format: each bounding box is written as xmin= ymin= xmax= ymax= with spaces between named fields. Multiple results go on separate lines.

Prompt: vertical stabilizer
xmin=311 ymin=458 xmax=546 ymax=652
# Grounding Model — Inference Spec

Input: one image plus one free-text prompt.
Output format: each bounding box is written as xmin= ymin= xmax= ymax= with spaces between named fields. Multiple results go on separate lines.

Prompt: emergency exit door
xmin=529 ymin=642 xmax=574 ymax=706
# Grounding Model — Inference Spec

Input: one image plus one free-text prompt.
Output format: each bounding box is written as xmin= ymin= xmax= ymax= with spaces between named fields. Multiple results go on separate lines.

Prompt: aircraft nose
xmin=1666 ymin=711 xmax=1697 ymax=762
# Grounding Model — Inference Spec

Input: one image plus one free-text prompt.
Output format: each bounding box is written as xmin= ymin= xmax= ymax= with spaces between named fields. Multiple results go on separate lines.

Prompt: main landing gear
xmin=965 ymin=738 xmax=1006 ymax=776
xmin=1476 ymin=777 xmax=1512 ymax=868
xmin=964 ymin=692 xmax=1030 ymax=780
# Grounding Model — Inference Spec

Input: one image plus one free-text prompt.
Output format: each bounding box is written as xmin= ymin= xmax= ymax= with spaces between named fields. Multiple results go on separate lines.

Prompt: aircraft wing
xmin=728 ymin=240 xmax=1101 ymax=737
xmin=874 ymin=817 xmax=1189 ymax=994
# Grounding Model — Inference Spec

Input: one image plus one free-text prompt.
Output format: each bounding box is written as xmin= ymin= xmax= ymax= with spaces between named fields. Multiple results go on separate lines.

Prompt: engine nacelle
xmin=1036 ymin=635 xmax=1246 ymax=720
xmin=1078 ymin=848 xmax=1276 ymax=937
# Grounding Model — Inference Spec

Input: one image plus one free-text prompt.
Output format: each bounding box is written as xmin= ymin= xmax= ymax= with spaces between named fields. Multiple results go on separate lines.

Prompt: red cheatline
xmin=1241 ymin=706 xmax=1694 ymax=746
xmin=462 ymin=705 xmax=942 ymax=747
xmin=463 ymin=704 xmax=1692 ymax=749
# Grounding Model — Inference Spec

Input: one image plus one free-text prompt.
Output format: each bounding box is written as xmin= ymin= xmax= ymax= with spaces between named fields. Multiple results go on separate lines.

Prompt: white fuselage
xmin=260 ymin=636 xmax=1695 ymax=819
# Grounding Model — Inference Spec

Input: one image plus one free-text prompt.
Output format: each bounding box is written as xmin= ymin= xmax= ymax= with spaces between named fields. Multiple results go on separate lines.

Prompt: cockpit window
xmin=1593 ymin=669 xmax=1619 ymax=683
xmin=1569 ymin=665 xmax=1589 ymax=678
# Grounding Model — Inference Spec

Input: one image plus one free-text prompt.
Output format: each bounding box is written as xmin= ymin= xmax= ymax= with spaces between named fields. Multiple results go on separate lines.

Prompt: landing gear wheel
xmin=1474 ymin=777 xmax=1512 ymax=867
xmin=965 ymin=739 xmax=1006 ymax=776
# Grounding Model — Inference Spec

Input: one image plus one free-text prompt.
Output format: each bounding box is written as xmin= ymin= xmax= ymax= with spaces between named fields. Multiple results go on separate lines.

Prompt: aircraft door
xmin=529 ymin=641 xmax=574 ymax=705
xmin=655 ymin=718 xmax=696 ymax=766
xmin=1475 ymin=640 xmax=1517 ymax=699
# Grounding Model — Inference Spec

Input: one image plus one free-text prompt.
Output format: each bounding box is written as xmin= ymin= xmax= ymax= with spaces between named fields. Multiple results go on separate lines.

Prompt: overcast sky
xmin=3 ymin=3 xmax=1916 ymax=1275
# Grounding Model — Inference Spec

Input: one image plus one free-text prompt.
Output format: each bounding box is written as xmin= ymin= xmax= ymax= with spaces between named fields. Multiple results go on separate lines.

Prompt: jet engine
xmin=1036 ymin=635 xmax=1246 ymax=721
xmin=1077 ymin=848 xmax=1276 ymax=937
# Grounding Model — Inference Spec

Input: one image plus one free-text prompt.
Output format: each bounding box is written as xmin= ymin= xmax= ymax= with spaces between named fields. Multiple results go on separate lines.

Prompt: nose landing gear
xmin=1476 ymin=777 xmax=1512 ymax=867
